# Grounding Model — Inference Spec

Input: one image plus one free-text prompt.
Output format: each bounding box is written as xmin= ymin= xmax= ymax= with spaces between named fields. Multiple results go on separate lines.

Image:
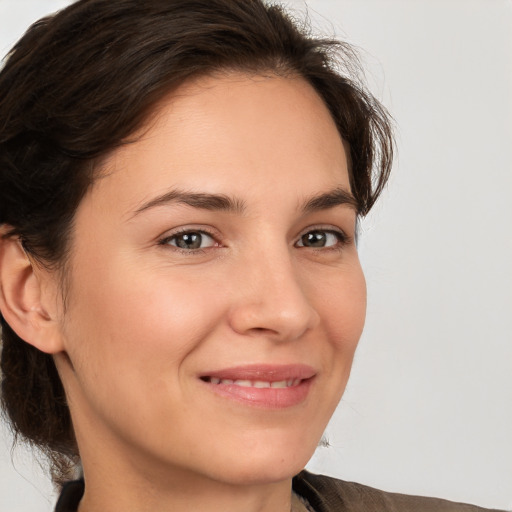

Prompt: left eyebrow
xmin=301 ymin=187 xmax=358 ymax=213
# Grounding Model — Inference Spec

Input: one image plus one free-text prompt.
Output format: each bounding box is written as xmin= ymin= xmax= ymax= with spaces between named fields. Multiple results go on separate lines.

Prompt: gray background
xmin=0 ymin=0 xmax=511 ymax=510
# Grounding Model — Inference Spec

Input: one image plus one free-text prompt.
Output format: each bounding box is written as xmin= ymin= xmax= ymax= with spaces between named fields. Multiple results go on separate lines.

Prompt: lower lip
xmin=200 ymin=378 xmax=314 ymax=409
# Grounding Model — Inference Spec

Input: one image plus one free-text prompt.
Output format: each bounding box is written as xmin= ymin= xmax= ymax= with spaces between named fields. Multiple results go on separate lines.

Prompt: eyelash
xmin=296 ymin=228 xmax=351 ymax=251
xmin=158 ymin=227 xmax=219 ymax=255
xmin=157 ymin=226 xmax=351 ymax=255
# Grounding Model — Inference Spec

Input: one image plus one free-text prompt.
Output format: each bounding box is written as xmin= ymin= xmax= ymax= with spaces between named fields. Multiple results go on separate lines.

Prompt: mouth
xmin=201 ymin=377 xmax=303 ymax=388
xmin=199 ymin=364 xmax=316 ymax=409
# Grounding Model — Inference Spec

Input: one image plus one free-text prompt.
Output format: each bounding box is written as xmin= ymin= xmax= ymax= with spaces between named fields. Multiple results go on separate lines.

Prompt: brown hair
xmin=0 ymin=0 xmax=393 ymax=485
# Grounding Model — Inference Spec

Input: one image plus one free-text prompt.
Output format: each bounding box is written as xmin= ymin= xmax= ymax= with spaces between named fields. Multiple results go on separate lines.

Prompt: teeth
xmin=253 ymin=381 xmax=271 ymax=388
xmin=233 ymin=379 xmax=252 ymax=387
xmin=206 ymin=377 xmax=301 ymax=388
xmin=270 ymin=380 xmax=287 ymax=388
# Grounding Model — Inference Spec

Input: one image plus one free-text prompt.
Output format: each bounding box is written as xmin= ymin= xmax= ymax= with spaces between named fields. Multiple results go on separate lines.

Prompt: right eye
xmin=160 ymin=230 xmax=217 ymax=251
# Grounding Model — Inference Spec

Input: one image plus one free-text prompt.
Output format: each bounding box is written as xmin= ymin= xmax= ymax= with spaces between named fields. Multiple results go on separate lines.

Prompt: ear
xmin=0 ymin=229 xmax=64 ymax=354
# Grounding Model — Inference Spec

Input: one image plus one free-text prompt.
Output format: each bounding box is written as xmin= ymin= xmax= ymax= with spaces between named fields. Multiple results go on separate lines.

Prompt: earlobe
xmin=0 ymin=230 xmax=64 ymax=354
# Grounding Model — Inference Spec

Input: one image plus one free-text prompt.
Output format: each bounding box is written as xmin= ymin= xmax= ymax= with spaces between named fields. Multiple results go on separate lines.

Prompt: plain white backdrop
xmin=0 ymin=1 xmax=511 ymax=511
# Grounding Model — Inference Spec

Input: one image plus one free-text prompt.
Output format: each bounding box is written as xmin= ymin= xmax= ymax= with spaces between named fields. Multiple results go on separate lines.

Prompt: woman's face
xmin=54 ymin=73 xmax=366 ymax=486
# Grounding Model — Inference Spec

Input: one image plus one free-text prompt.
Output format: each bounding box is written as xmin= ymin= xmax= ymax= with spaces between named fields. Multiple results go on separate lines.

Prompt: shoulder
xmin=292 ymin=471 xmax=506 ymax=512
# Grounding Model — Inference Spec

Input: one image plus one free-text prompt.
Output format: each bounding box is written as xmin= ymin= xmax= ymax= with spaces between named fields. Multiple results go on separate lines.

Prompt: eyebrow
xmin=131 ymin=186 xmax=358 ymax=218
xmin=132 ymin=189 xmax=247 ymax=217
xmin=301 ymin=187 xmax=358 ymax=214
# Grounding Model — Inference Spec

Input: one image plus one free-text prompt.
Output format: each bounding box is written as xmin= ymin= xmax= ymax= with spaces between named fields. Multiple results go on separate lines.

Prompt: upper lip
xmin=199 ymin=364 xmax=316 ymax=382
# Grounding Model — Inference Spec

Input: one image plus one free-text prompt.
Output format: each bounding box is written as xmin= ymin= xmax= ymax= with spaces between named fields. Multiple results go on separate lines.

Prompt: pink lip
xmin=199 ymin=364 xmax=316 ymax=409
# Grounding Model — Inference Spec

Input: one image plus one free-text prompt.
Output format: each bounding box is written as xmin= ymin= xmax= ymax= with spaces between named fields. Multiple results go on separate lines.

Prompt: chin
xmin=212 ymin=462 xmax=306 ymax=487
xmin=205 ymin=435 xmax=318 ymax=486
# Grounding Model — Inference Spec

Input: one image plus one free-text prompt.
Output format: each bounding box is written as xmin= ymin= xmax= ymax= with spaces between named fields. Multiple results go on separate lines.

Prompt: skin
xmin=1 ymin=73 xmax=366 ymax=512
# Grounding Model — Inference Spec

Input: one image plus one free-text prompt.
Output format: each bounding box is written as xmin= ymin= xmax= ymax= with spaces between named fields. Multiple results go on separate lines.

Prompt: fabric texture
xmin=54 ymin=471 xmax=506 ymax=512
xmin=292 ymin=490 xmax=316 ymax=512
xmin=54 ymin=480 xmax=85 ymax=512
xmin=292 ymin=471 xmax=506 ymax=512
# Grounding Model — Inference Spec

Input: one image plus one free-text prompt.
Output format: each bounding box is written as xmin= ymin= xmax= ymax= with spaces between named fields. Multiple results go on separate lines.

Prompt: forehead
xmin=84 ymin=72 xmax=350 ymax=217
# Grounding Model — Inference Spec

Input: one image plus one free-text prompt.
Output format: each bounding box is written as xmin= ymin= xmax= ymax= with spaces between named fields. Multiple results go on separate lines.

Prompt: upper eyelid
xmin=158 ymin=226 xmax=220 ymax=243
xmin=296 ymin=225 xmax=349 ymax=239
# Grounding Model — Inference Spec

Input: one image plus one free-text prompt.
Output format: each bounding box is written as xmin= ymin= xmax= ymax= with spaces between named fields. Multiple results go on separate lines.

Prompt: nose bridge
xmin=228 ymin=241 xmax=320 ymax=340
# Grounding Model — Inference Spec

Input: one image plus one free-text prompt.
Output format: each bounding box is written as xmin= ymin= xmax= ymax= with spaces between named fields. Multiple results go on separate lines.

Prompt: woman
xmin=0 ymin=1 xmax=507 ymax=511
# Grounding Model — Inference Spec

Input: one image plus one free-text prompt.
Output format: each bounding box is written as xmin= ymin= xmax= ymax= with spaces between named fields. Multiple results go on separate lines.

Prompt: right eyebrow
xmin=130 ymin=188 xmax=247 ymax=218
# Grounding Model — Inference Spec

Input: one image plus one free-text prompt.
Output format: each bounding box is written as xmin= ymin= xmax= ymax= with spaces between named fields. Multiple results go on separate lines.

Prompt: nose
xmin=228 ymin=251 xmax=320 ymax=342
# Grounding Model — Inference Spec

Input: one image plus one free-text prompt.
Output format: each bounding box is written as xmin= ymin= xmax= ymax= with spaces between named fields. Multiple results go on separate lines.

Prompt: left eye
xmin=296 ymin=230 xmax=343 ymax=248
xmin=163 ymin=231 xmax=216 ymax=250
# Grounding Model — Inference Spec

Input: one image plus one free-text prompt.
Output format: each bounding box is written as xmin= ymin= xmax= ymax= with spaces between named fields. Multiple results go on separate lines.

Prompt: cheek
xmin=315 ymin=260 xmax=367 ymax=352
xmin=70 ymin=269 xmax=220 ymax=354
xmin=61 ymin=256 xmax=227 ymax=403
xmin=60 ymin=261 xmax=229 ymax=445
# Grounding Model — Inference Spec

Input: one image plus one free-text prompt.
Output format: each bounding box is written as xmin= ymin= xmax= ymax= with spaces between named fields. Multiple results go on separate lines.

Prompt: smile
xmin=202 ymin=377 xmax=303 ymax=388
xmin=199 ymin=365 xmax=316 ymax=409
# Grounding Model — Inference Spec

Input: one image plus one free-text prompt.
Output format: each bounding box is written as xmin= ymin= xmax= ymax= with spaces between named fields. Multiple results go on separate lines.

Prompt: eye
xmin=295 ymin=229 xmax=346 ymax=248
xmin=161 ymin=230 xmax=217 ymax=250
